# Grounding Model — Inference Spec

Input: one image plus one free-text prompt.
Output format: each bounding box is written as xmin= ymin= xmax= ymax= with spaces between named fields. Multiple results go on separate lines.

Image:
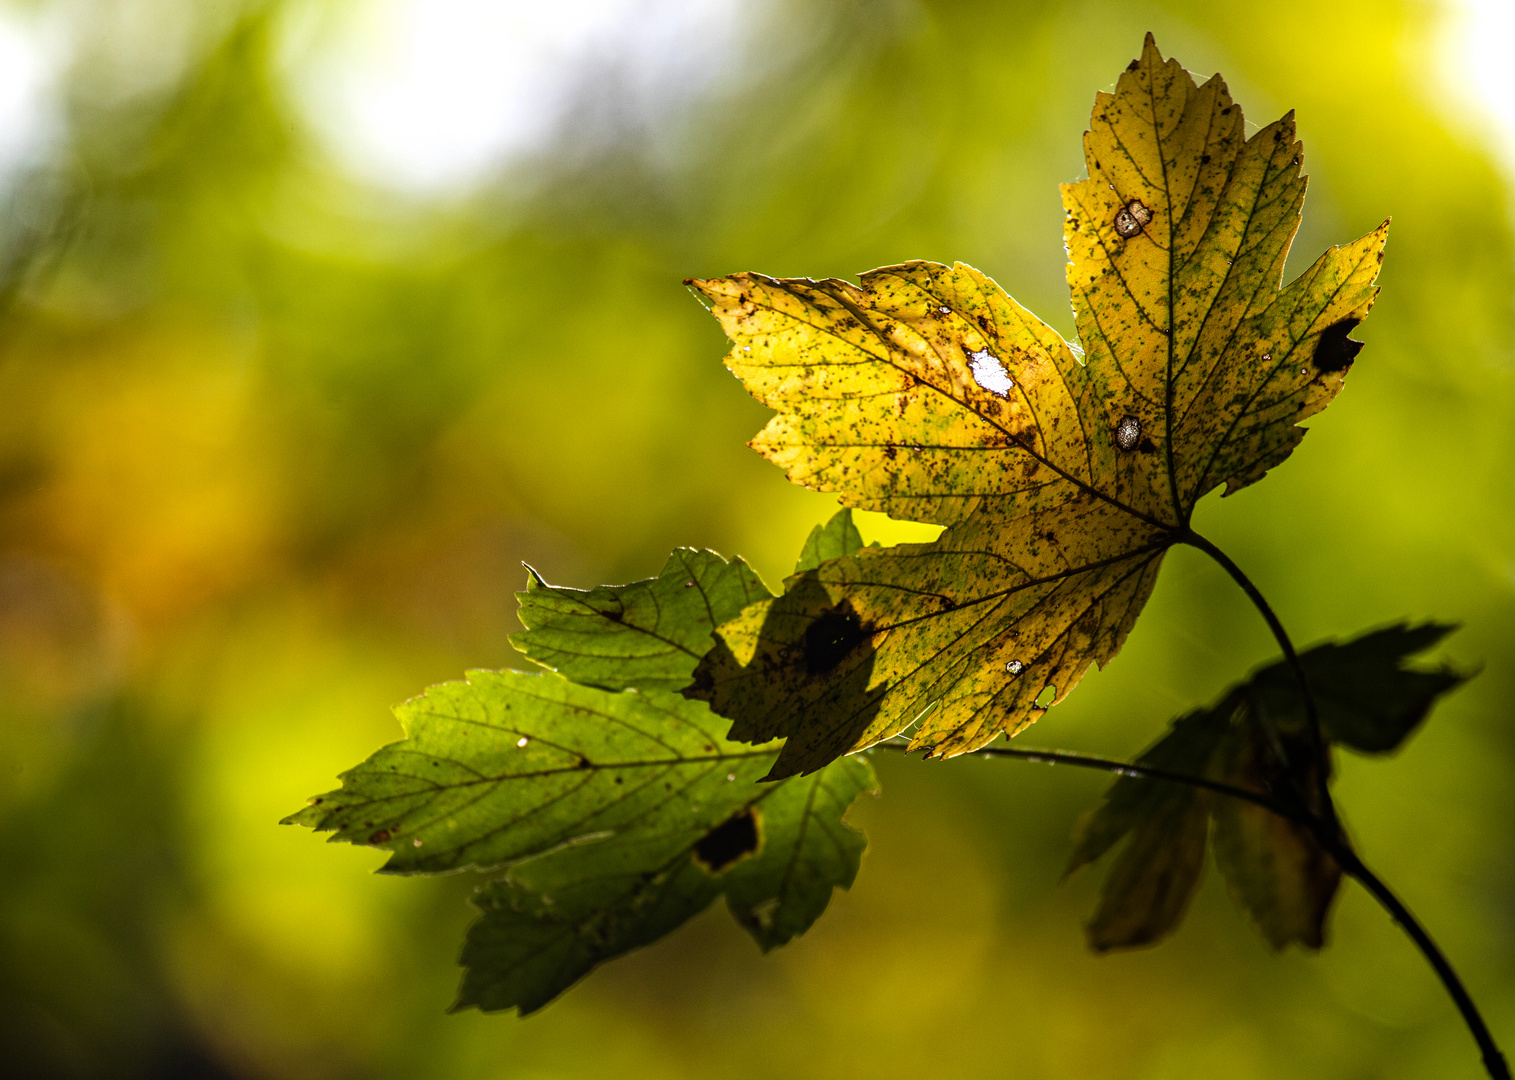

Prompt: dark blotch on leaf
xmin=694 ymin=809 xmax=760 ymax=872
xmin=804 ymin=608 xmax=868 ymax=676
xmin=1312 ymin=319 xmax=1364 ymax=373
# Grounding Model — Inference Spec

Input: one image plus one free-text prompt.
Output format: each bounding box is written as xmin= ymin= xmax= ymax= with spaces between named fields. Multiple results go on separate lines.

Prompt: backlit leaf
xmin=288 ymin=512 xmax=877 ymax=1013
xmin=455 ymin=754 xmax=875 ymax=1014
xmin=686 ymin=35 xmax=1388 ymax=776
xmin=283 ymin=674 xmax=779 ymax=876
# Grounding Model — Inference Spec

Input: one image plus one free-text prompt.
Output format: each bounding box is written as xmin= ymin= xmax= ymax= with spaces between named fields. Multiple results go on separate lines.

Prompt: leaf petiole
xmin=872 ymin=738 xmax=1296 ymax=819
xmin=1178 ymin=528 xmax=1337 ymax=827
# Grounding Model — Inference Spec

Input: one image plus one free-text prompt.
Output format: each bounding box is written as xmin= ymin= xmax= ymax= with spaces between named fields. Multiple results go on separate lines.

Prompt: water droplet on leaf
xmin=516 ymin=737 xmax=529 ymax=748
xmin=1006 ymin=659 xmax=1024 ymax=675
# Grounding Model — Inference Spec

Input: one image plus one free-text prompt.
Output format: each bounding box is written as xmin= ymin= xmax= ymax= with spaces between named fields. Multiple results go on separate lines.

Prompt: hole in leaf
xmin=1034 ymin=685 xmax=1057 ymax=709
xmin=694 ymin=809 xmax=760 ymax=872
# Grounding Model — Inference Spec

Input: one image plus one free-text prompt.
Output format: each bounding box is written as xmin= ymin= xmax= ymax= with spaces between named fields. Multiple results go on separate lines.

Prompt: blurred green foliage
xmin=2 ymin=0 xmax=1513 ymax=1077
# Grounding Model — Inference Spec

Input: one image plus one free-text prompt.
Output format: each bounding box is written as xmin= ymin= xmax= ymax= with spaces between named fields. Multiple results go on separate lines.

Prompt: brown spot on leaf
xmin=368 ymin=829 xmax=391 ymax=844
xmin=1312 ymin=318 xmax=1364 ymax=373
xmin=694 ymin=809 xmax=760 ymax=872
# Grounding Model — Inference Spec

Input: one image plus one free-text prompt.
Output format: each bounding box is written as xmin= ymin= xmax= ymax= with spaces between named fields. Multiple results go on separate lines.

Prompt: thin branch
xmin=1323 ymin=839 xmax=1512 ymax=1080
xmin=881 ymin=733 xmax=1511 ymax=1079
xmin=872 ymin=739 xmax=1298 ymax=819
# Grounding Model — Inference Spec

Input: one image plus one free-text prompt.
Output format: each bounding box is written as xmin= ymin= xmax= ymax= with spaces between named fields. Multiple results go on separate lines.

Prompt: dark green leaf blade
xmin=722 ymin=754 xmax=875 ymax=949
xmin=1071 ymin=621 xmax=1467 ymax=954
xmin=1068 ymin=709 xmax=1229 ymax=950
xmin=1259 ymin=622 xmax=1468 ymax=754
xmin=1210 ymin=720 xmax=1340 ymax=950
xmin=292 ymin=524 xmax=881 ymax=1015
xmin=513 ymin=548 xmax=772 ymax=692
xmin=454 ymin=755 xmax=876 ymax=1014
xmin=456 ymin=826 xmax=723 ymax=1015
xmin=1086 ymin=786 xmax=1211 ymax=952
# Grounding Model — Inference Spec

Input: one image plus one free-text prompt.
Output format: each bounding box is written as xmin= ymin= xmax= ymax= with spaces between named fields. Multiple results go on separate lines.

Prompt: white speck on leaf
xmin=1114 ymin=415 xmax=1141 ymax=451
xmin=967 ymin=348 xmax=1013 ymax=397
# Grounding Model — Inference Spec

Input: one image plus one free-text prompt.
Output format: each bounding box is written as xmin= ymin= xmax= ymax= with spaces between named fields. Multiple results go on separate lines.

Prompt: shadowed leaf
xmin=1069 ymin=710 xmax=1230 ymax=950
xmin=687 ymin=36 xmax=1388 ymax=777
xmin=1210 ymin=725 xmax=1339 ymax=950
xmin=453 ymin=754 xmax=875 ymax=1014
xmin=1070 ymin=622 xmax=1466 ymax=952
xmin=1253 ymin=622 xmax=1466 ymax=754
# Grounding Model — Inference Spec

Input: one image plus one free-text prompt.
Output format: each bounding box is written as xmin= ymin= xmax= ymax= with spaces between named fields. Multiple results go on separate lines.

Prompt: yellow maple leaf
xmin=685 ymin=35 xmax=1387 ymax=779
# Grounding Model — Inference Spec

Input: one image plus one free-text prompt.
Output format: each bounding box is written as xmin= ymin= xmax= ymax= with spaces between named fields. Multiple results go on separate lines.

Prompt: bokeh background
xmin=1 ymin=0 xmax=1513 ymax=1076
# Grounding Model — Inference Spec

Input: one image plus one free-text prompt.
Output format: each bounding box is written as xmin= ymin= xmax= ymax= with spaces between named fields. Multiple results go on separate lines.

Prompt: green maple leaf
xmin=286 ymin=513 xmax=878 ymax=1013
xmin=684 ymin=35 xmax=1388 ymax=779
xmin=513 ymin=547 xmax=771 ymax=693
xmin=1067 ymin=623 xmax=1466 ymax=952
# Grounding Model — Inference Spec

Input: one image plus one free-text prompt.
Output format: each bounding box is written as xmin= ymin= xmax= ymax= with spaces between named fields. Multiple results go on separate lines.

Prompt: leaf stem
xmin=1178 ymin=529 xmax=1337 ymax=828
xmin=1320 ymin=837 xmax=1512 ymax=1080
xmin=873 ymin=738 xmax=1296 ymax=819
